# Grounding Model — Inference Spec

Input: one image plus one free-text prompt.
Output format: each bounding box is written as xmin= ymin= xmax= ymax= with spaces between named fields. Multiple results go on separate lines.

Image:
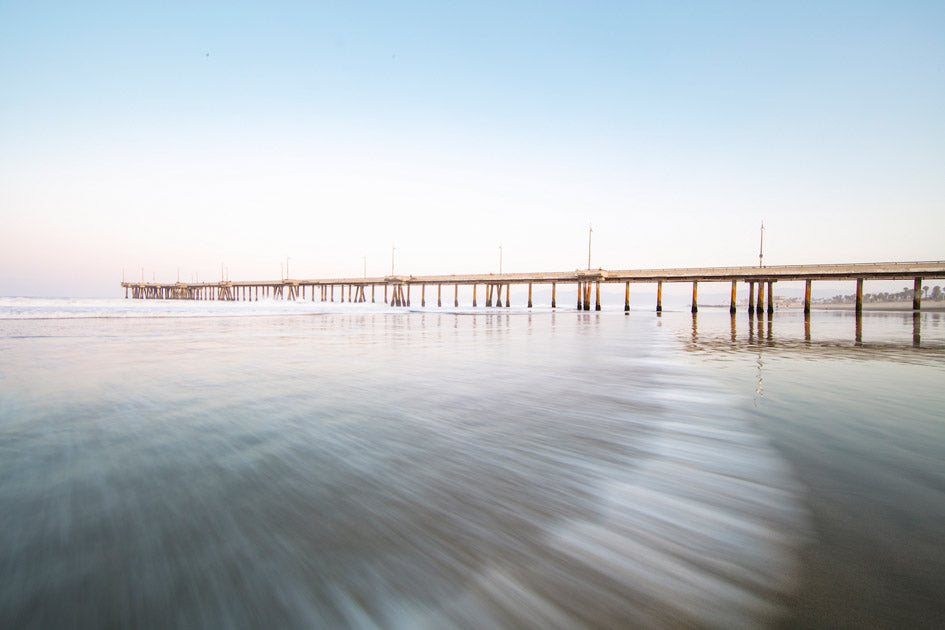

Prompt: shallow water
xmin=1 ymin=300 xmax=943 ymax=628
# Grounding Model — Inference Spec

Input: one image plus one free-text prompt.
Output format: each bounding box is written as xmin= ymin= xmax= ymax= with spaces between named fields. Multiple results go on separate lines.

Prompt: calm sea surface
xmin=1 ymin=299 xmax=943 ymax=628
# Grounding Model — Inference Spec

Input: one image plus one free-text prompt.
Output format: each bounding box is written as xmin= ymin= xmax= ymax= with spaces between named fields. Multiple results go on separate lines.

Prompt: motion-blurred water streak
xmin=1 ymin=300 xmax=943 ymax=627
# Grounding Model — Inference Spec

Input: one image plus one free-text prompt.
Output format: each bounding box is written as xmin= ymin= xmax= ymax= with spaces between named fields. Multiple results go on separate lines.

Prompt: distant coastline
xmin=701 ymin=301 xmax=945 ymax=312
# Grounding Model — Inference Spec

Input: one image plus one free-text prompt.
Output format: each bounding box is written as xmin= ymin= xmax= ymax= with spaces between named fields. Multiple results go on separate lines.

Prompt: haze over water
xmin=1 ymin=300 xmax=943 ymax=628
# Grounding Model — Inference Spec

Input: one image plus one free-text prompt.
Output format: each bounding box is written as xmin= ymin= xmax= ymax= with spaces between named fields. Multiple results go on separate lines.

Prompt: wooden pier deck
xmin=122 ymin=261 xmax=945 ymax=313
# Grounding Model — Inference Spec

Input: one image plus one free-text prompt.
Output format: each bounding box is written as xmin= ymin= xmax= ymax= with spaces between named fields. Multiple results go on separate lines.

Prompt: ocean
xmin=1 ymin=298 xmax=943 ymax=628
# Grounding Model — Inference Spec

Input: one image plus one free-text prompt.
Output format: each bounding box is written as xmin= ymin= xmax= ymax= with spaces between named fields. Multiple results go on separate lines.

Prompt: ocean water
xmin=1 ymin=298 xmax=943 ymax=628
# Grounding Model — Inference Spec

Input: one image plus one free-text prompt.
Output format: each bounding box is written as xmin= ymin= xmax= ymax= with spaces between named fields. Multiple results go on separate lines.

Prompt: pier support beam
xmin=767 ymin=281 xmax=774 ymax=315
xmin=437 ymin=284 xmax=442 ymax=307
xmin=748 ymin=281 xmax=755 ymax=313
xmin=595 ymin=281 xmax=601 ymax=311
xmin=473 ymin=284 xmax=477 ymax=307
xmin=528 ymin=283 xmax=533 ymax=308
xmin=856 ymin=278 xmax=864 ymax=313
xmin=506 ymin=284 xmax=510 ymax=308
xmin=454 ymin=284 xmax=458 ymax=308
xmin=691 ymin=281 xmax=698 ymax=313
xmin=804 ymin=280 xmax=812 ymax=314
xmin=421 ymin=285 xmax=426 ymax=307
xmin=756 ymin=281 xmax=765 ymax=315
xmin=914 ymin=277 xmax=922 ymax=310
xmin=577 ymin=282 xmax=583 ymax=310
xmin=656 ymin=281 xmax=663 ymax=312
xmin=730 ymin=281 xmax=737 ymax=314
xmin=551 ymin=282 xmax=556 ymax=308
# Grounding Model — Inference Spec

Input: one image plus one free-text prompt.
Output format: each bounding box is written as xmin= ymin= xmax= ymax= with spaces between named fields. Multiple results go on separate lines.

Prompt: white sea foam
xmin=0 ymin=297 xmax=402 ymax=319
xmin=0 ymin=297 xmax=546 ymax=320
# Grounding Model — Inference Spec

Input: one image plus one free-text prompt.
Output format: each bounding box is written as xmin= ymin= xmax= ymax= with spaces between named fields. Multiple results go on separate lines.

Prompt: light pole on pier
xmin=759 ymin=221 xmax=765 ymax=268
xmin=587 ymin=223 xmax=593 ymax=270
xmin=391 ymin=246 xmax=397 ymax=276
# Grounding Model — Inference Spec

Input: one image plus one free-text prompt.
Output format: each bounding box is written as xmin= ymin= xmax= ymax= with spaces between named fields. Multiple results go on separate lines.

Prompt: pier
xmin=122 ymin=261 xmax=945 ymax=312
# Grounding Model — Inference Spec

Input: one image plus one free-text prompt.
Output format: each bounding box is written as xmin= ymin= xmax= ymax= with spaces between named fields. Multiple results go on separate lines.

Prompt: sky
xmin=2 ymin=1 xmax=943 ymax=297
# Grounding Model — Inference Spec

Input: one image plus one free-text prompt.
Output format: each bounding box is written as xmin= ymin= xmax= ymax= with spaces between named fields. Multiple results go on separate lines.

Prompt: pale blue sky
xmin=2 ymin=1 xmax=943 ymax=296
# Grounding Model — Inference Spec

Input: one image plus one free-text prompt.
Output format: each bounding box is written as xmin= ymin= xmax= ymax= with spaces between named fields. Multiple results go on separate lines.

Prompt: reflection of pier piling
xmin=122 ymin=262 xmax=945 ymax=312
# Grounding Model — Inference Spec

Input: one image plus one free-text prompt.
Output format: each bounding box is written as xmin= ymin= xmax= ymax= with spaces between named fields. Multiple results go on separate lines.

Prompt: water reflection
xmin=675 ymin=308 xmax=945 ymax=628
xmin=682 ymin=310 xmax=944 ymax=365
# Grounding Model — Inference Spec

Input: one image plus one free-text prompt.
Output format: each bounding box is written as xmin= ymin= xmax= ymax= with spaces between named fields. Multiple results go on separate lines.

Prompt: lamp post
xmin=391 ymin=246 xmax=397 ymax=276
xmin=759 ymin=221 xmax=765 ymax=268
xmin=498 ymin=244 xmax=503 ymax=275
xmin=587 ymin=223 xmax=593 ymax=270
